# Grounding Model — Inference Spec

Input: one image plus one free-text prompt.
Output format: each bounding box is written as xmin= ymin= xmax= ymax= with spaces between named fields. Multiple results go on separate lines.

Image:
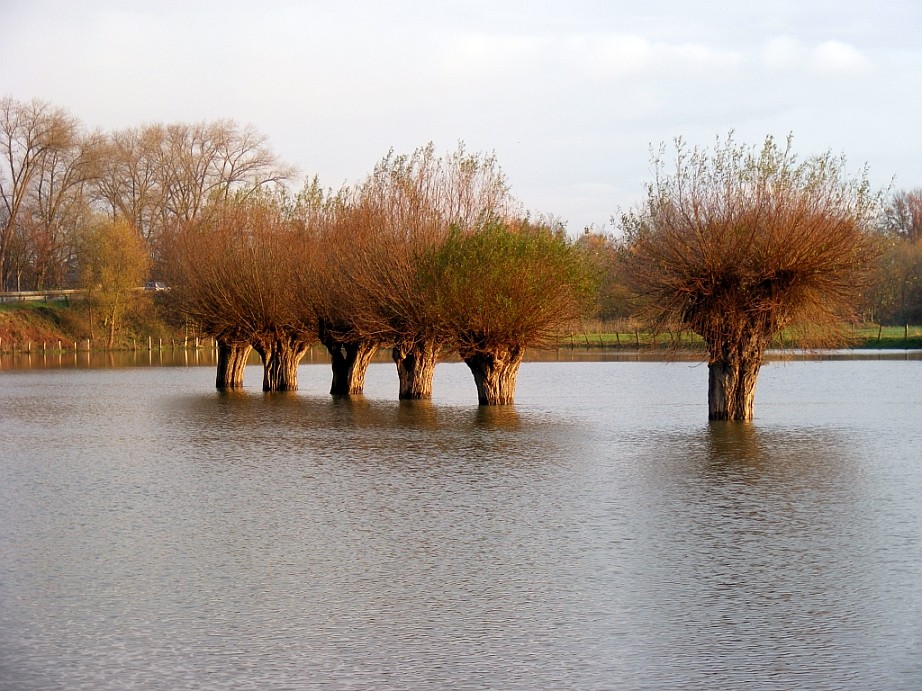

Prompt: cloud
xmin=446 ymin=32 xmax=743 ymax=84
xmin=809 ymin=41 xmax=873 ymax=75
xmin=761 ymin=36 xmax=805 ymax=71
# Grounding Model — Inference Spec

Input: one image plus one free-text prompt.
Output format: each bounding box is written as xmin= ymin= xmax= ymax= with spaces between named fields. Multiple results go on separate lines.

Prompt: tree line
xmin=163 ymin=144 xmax=593 ymax=404
xmin=1 ymin=97 xmax=911 ymax=416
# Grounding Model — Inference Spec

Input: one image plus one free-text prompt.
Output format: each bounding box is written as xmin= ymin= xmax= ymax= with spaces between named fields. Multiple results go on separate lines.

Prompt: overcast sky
xmin=2 ymin=0 xmax=919 ymax=232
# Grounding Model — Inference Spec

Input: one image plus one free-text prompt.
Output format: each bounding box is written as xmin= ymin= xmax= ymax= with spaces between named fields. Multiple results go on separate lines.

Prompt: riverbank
xmin=2 ymin=300 xmax=921 ymax=352
xmin=0 ymin=298 xmax=180 ymax=351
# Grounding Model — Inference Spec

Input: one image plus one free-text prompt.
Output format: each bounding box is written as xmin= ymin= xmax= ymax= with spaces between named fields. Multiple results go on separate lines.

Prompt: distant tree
xmin=0 ymin=97 xmax=86 ymax=290
xmin=424 ymin=219 xmax=595 ymax=404
xmin=575 ymin=230 xmax=637 ymax=322
xmin=22 ymin=129 xmax=101 ymax=289
xmin=76 ymin=216 xmax=150 ymax=348
xmin=93 ymin=120 xmax=295 ymax=268
xmin=868 ymin=237 xmax=922 ymax=325
xmin=881 ymin=188 xmax=922 ymax=241
xmin=623 ymin=134 xmax=880 ymax=421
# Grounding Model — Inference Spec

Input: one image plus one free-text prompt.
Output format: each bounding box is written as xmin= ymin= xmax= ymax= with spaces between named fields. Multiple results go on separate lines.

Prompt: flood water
xmin=1 ymin=354 xmax=921 ymax=689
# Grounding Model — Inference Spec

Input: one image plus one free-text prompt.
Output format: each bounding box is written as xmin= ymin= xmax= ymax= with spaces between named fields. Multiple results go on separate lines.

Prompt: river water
xmin=1 ymin=354 xmax=921 ymax=689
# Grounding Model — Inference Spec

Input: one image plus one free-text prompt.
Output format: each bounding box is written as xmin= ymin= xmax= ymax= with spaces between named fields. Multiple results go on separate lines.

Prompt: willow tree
xmin=164 ymin=208 xmax=253 ymax=389
xmin=623 ymin=134 xmax=880 ymax=421
xmin=424 ymin=220 xmax=595 ymax=404
xmin=349 ymin=143 xmax=515 ymax=399
xmin=166 ymin=194 xmax=315 ymax=391
xmin=302 ymin=189 xmax=387 ymax=396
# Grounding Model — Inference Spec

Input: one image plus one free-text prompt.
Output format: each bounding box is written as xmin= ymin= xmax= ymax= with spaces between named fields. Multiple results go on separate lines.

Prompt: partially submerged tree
xmin=623 ymin=134 xmax=880 ymax=421
xmin=307 ymin=191 xmax=383 ymax=396
xmin=166 ymin=194 xmax=315 ymax=391
xmin=348 ymin=143 xmax=516 ymax=399
xmin=424 ymin=219 xmax=595 ymax=404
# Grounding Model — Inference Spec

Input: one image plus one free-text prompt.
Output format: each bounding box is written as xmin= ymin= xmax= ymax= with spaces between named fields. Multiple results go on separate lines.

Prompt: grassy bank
xmin=0 ymin=299 xmax=182 ymax=351
xmin=560 ymin=324 xmax=922 ymax=350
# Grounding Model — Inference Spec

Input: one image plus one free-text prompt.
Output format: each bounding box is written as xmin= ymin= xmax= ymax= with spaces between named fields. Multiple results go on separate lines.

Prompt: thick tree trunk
xmin=215 ymin=339 xmax=252 ymax=389
xmin=392 ymin=340 xmax=440 ymax=399
xmin=324 ymin=338 xmax=378 ymax=396
xmin=708 ymin=356 xmax=761 ymax=421
xmin=253 ymin=333 xmax=310 ymax=392
xmin=462 ymin=345 xmax=525 ymax=405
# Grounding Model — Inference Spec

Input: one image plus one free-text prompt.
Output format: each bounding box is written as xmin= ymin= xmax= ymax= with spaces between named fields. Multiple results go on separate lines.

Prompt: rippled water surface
xmin=1 ymin=356 xmax=921 ymax=689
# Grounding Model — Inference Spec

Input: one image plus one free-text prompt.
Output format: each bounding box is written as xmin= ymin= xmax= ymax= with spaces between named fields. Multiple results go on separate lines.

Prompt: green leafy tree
xmin=424 ymin=219 xmax=595 ymax=404
xmin=77 ymin=216 xmax=150 ymax=348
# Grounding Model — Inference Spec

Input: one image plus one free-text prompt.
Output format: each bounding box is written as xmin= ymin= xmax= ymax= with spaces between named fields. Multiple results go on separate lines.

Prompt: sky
xmin=1 ymin=0 xmax=920 ymax=233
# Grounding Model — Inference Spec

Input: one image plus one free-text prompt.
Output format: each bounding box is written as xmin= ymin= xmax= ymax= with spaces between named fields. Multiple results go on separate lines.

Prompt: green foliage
xmin=76 ymin=216 xmax=151 ymax=346
xmin=421 ymin=220 xmax=596 ymax=352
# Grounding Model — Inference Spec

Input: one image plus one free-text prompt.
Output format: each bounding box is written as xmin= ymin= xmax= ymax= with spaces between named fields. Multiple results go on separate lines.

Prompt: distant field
xmin=560 ymin=324 xmax=922 ymax=351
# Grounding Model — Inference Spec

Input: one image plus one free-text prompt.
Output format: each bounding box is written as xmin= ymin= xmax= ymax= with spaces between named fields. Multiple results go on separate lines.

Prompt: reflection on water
xmin=1 ymin=361 xmax=921 ymax=689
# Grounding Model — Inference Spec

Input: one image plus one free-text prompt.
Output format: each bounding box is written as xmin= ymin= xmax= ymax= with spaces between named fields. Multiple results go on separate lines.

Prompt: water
xmin=1 ymin=356 xmax=921 ymax=689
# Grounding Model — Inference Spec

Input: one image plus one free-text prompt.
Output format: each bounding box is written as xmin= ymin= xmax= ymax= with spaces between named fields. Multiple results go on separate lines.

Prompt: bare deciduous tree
xmin=881 ymin=188 xmax=922 ymax=241
xmin=0 ymin=97 xmax=87 ymax=290
xmin=623 ymin=134 xmax=880 ymax=421
xmin=94 ymin=120 xmax=295 ymax=268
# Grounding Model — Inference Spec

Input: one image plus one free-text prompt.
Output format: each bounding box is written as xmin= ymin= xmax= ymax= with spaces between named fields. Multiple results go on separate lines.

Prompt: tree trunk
xmin=107 ymin=314 xmax=117 ymax=349
xmin=215 ymin=339 xmax=252 ymax=389
xmin=253 ymin=333 xmax=310 ymax=392
xmin=462 ymin=345 xmax=525 ymax=405
xmin=325 ymin=338 xmax=378 ymax=396
xmin=392 ymin=340 xmax=440 ymax=399
xmin=708 ymin=356 xmax=761 ymax=421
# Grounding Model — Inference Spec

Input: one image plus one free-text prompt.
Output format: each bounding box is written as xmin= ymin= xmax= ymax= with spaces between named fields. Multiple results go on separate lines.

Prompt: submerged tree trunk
xmin=252 ymin=332 xmax=311 ymax=392
xmin=461 ymin=345 xmax=525 ymax=405
xmin=392 ymin=339 xmax=440 ymax=399
xmin=707 ymin=349 xmax=763 ymax=421
xmin=324 ymin=337 xmax=378 ymax=396
xmin=215 ymin=339 xmax=253 ymax=389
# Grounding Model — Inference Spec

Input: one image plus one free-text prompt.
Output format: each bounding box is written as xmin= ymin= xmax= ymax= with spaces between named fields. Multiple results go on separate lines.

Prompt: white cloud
xmin=809 ymin=41 xmax=872 ymax=75
xmin=447 ymin=32 xmax=743 ymax=84
xmin=761 ymin=36 xmax=805 ymax=71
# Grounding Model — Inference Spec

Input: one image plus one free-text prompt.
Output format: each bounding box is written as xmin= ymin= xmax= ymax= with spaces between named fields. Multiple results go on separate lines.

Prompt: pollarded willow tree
xmin=307 ymin=192 xmax=385 ymax=396
xmin=166 ymin=193 xmax=316 ymax=391
xmin=347 ymin=143 xmax=517 ymax=400
xmin=423 ymin=219 xmax=596 ymax=404
xmin=622 ymin=134 xmax=880 ymax=421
